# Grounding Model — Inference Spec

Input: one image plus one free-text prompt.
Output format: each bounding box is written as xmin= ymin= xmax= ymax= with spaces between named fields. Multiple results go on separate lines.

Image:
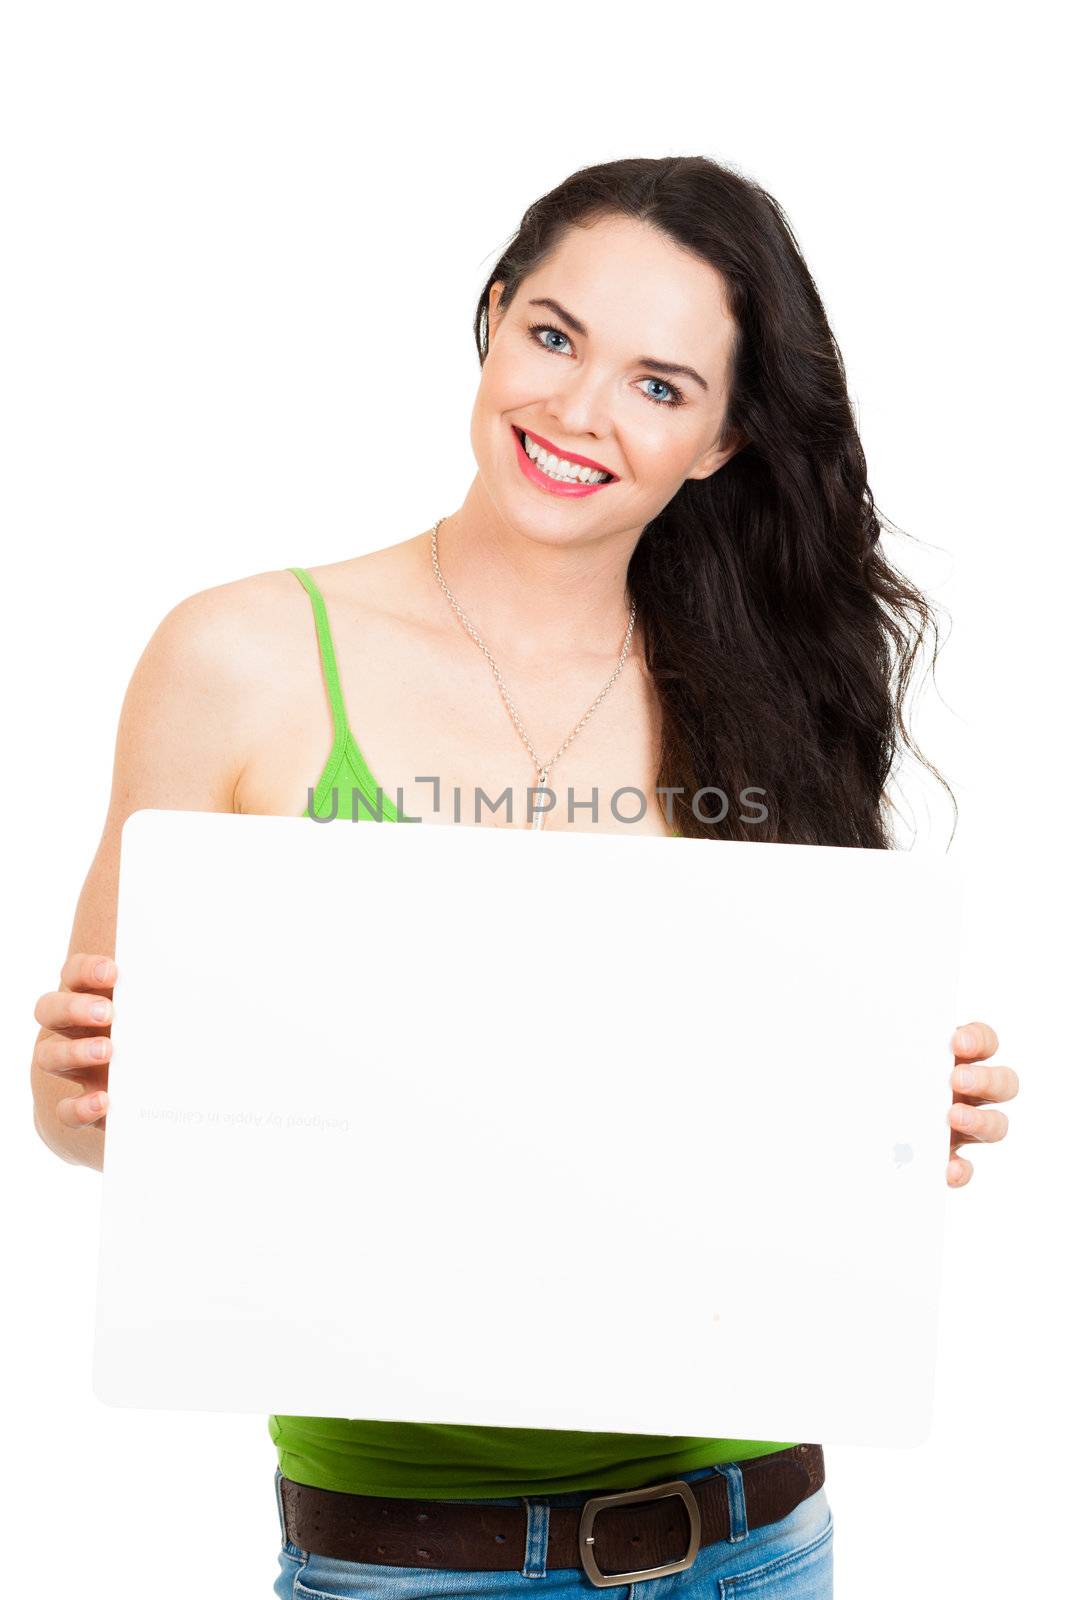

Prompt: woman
xmin=31 ymin=155 xmax=1018 ymax=1596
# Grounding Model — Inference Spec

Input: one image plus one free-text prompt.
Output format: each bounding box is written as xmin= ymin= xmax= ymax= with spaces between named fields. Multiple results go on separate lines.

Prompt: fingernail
xmin=87 ymin=1092 xmax=107 ymax=1114
xmin=956 ymin=1028 xmax=975 ymax=1053
xmin=955 ymin=1067 xmax=976 ymax=1089
xmin=93 ymin=960 xmax=113 ymax=982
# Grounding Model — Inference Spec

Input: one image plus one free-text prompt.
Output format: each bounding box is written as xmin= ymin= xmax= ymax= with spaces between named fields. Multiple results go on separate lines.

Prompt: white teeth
xmin=521 ymin=431 xmax=609 ymax=484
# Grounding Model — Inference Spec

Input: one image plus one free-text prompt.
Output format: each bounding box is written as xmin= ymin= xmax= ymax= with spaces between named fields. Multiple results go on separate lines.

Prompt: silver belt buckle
xmin=577 ymin=1478 xmax=701 ymax=1588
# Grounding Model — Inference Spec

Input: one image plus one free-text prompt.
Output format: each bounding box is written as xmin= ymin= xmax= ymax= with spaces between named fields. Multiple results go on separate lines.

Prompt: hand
xmin=946 ymin=1021 xmax=1018 ymax=1187
xmin=33 ymin=952 xmax=116 ymax=1130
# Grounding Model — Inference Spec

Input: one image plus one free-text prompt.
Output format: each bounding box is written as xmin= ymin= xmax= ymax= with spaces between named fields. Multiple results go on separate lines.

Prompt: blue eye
xmin=530 ymin=324 xmax=571 ymax=354
xmin=525 ymin=322 xmax=686 ymax=408
xmin=638 ymin=376 xmax=683 ymax=407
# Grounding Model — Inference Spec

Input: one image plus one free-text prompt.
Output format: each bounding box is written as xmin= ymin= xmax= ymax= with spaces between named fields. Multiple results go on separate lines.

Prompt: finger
xmin=952 ymin=1021 xmax=999 ymax=1060
xmin=55 ymin=1090 xmax=109 ymax=1129
xmin=947 ymin=1154 xmax=973 ymax=1186
xmin=34 ymin=989 xmax=114 ymax=1032
xmin=952 ymin=1063 xmax=1020 ymax=1103
xmin=59 ymin=953 xmax=117 ymax=994
xmin=33 ymin=1031 xmax=112 ymax=1075
xmin=947 ymin=1103 xmax=1009 ymax=1142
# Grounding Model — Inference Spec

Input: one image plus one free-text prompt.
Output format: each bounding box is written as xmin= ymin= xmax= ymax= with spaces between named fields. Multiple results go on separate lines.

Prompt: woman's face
xmin=471 ymin=214 xmax=742 ymax=544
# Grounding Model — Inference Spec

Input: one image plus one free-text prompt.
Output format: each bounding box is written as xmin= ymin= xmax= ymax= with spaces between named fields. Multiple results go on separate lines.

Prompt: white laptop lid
xmin=93 ymin=808 xmax=963 ymax=1447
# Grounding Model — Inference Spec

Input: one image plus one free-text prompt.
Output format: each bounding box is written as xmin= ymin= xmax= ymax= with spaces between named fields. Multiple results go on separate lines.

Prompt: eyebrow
xmin=526 ymin=297 xmax=709 ymax=391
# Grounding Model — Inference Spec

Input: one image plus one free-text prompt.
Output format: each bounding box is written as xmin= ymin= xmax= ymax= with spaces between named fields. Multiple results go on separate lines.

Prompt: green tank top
xmin=269 ymin=565 xmax=798 ymax=1497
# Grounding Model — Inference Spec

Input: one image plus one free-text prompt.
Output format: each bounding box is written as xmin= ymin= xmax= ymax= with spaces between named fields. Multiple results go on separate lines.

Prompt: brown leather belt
xmin=280 ymin=1443 xmax=824 ymax=1589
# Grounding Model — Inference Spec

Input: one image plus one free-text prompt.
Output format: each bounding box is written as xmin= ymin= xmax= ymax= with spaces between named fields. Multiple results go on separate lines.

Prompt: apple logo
xmin=893 ymin=1142 xmax=914 ymax=1169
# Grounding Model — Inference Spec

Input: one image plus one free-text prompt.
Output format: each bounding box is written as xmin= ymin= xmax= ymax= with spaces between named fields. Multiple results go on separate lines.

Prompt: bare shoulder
xmin=211 ymin=537 xmax=437 ymax=817
xmin=156 ymin=532 xmax=431 ymax=670
xmin=298 ymin=530 xmax=439 ymax=630
xmin=151 ymin=564 xmax=301 ymax=655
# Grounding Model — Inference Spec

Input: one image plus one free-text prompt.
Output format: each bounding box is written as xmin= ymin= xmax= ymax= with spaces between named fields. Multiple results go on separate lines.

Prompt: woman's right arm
xmin=30 ymin=583 xmax=257 ymax=1171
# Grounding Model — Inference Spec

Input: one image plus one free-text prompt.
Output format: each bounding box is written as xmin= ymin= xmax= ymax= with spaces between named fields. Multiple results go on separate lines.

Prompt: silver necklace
xmin=430 ymin=514 xmax=637 ymax=831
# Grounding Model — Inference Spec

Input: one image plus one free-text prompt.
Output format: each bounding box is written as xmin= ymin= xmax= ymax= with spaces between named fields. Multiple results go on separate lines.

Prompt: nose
xmin=543 ymin=369 xmax=614 ymax=446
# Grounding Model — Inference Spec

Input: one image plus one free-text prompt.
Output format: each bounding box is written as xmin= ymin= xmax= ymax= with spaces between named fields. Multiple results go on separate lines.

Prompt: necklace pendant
xmin=531 ymin=768 xmax=549 ymax=832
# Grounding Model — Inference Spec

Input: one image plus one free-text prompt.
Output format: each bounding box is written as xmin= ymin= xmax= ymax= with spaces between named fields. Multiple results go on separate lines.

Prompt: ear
xmin=486 ymin=280 xmax=508 ymax=347
xmin=689 ymin=425 xmax=748 ymax=482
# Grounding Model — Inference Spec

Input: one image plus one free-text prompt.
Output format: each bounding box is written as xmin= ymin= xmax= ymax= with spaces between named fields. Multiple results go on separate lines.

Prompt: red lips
xmin=516 ymin=426 xmax=617 ymax=480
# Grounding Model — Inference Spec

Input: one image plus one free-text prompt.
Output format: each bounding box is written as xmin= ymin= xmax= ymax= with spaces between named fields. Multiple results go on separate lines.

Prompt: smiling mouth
xmin=514 ymin=426 xmax=618 ymax=483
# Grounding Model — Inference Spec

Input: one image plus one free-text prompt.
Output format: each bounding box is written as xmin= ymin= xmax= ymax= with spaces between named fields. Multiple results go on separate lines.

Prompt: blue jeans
xmin=272 ymin=1461 xmax=833 ymax=1597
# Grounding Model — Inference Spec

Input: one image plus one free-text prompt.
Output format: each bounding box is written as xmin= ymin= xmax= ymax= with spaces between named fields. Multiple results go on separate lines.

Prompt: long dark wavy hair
xmin=474 ymin=155 xmax=955 ymax=848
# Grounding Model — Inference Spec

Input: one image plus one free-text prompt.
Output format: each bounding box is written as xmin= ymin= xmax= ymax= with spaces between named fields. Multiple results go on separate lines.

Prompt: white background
xmin=2 ymin=2 xmax=1061 ymax=1594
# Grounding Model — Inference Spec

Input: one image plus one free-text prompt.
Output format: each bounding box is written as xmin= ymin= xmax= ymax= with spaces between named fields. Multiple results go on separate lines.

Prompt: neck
xmin=427 ymin=475 xmax=643 ymax=668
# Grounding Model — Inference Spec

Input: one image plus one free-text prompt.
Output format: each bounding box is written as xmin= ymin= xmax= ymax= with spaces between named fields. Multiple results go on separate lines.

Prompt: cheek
xmin=472 ymin=362 xmax=520 ymax=437
xmin=481 ymin=340 xmax=543 ymax=409
xmin=628 ymin=426 xmax=701 ymax=487
xmin=469 ymin=360 xmax=519 ymax=459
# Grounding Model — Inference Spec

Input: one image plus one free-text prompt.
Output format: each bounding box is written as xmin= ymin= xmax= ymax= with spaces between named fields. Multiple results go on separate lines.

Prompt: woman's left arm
xmin=946 ymin=1022 xmax=1020 ymax=1186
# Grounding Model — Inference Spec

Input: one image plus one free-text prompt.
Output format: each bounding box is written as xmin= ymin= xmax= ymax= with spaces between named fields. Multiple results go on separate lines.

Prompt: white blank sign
xmin=93 ymin=808 xmax=963 ymax=1447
